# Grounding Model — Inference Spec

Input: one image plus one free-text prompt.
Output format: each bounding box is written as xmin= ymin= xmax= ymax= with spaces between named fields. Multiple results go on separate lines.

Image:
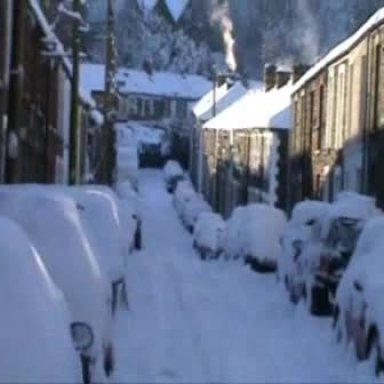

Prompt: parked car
xmin=69 ymin=187 xmax=130 ymax=314
xmin=222 ymin=206 xmax=247 ymax=260
xmin=310 ymin=193 xmax=380 ymax=315
xmin=173 ymin=180 xmax=196 ymax=216
xmin=0 ymin=189 xmax=112 ymax=383
xmin=0 ymin=217 xmax=81 ymax=383
xmin=242 ymin=204 xmax=287 ymax=273
xmin=163 ymin=160 xmax=185 ymax=193
xmin=116 ymin=144 xmax=139 ymax=190
xmin=334 ymin=216 xmax=384 ymax=376
xmin=179 ymin=195 xmax=212 ymax=232
xmin=279 ymin=200 xmax=330 ymax=304
xmin=114 ymin=180 xmax=142 ymax=250
xmin=193 ymin=212 xmax=226 ymax=260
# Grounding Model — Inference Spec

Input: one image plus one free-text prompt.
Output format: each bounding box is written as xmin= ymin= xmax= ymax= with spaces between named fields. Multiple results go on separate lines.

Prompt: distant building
xmin=193 ymin=72 xmax=291 ymax=216
xmin=115 ymin=67 xmax=211 ymax=167
xmin=290 ymin=7 xmax=384 ymax=210
xmin=0 ymin=0 xmax=103 ymax=184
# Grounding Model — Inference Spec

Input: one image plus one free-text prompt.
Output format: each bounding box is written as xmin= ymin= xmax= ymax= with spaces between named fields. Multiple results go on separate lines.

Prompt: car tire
xmin=309 ymin=285 xmax=333 ymax=316
xmin=366 ymin=328 xmax=383 ymax=376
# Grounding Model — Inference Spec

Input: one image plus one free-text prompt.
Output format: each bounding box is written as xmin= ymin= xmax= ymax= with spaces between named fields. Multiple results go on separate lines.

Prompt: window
xmin=356 ymin=168 xmax=362 ymax=193
xmin=176 ymin=100 xmax=187 ymax=119
xmin=144 ymin=99 xmax=151 ymax=117
xmin=359 ymin=55 xmax=368 ymax=135
xmin=137 ymin=98 xmax=143 ymax=117
xmin=374 ymin=44 xmax=381 ymax=129
xmin=164 ymin=100 xmax=170 ymax=117
xmin=319 ymin=85 xmax=324 ymax=149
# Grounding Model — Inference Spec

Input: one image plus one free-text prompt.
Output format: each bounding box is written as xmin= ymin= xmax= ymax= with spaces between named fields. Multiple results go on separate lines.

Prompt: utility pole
xmin=68 ymin=0 xmax=81 ymax=185
xmin=0 ymin=0 xmax=13 ymax=182
xmin=103 ymin=0 xmax=116 ymax=185
xmin=6 ymin=0 xmax=27 ymax=183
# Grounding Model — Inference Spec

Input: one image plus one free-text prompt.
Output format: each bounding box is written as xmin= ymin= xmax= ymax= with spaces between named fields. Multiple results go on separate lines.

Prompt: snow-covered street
xmin=112 ymin=170 xmax=379 ymax=384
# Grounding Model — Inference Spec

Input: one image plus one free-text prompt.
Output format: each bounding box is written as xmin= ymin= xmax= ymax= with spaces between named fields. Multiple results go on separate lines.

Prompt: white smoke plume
xmin=294 ymin=0 xmax=320 ymax=63
xmin=211 ymin=1 xmax=237 ymax=72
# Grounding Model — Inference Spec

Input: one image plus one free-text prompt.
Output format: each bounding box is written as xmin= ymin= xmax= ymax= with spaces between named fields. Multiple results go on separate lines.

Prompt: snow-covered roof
xmin=203 ymin=82 xmax=292 ymax=131
xmin=192 ymin=83 xmax=228 ymax=120
xmin=28 ymin=0 xmax=97 ymax=109
xmin=116 ymin=68 xmax=211 ymax=100
xmin=293 ymin=7 xmax=384 ymax=93
xmin=193 ymin=80 xmax=263 ymax=122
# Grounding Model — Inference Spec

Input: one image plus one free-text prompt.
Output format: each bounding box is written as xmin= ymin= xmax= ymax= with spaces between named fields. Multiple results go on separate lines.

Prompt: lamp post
xmin=102 ymin=0 xmax=116 ymax=186
xmin=68 ymin=0 xmax=81 ymax=185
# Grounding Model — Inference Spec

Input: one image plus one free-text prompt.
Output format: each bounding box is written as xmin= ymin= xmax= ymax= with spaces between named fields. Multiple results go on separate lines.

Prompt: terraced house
xmin=0 ymin=0 xmax=105 ymax=185
xmin=289 ymin=7 xmax=384 ymax=210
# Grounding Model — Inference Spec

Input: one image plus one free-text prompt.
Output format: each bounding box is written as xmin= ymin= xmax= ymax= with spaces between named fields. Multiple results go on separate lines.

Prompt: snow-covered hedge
xmin=0 ymin=217 xmax=81 ymax=383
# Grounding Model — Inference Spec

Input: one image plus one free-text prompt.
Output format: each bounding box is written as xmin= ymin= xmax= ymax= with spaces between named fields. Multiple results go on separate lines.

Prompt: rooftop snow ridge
xmin=292 ymin=6 xmax=384 ymax=93
xmin=28 ymin=0 xmax=97 ymax=109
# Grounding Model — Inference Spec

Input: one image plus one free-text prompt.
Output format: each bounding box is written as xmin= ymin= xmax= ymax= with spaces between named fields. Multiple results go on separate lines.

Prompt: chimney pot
xmin=275 ymin=69 xmax=291 ymax=89
xmin=292 ymin=64 xmax=310 ymax=83
xmin=264 ymin=63 xmax=277 ymax=91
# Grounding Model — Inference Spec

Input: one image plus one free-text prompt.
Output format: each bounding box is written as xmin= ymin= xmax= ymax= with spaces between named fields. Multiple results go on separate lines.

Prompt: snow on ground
xmin=112 ymin=169 xmax=380 ymax=383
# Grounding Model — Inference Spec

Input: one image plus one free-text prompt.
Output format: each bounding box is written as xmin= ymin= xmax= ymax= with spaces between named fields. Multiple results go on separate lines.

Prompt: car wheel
xmin=104 ymin=344 xmax=115 ymax=377
xmin=366 ymin=328 xmax=383 ymax=376
xmin=332 ymin=305 xmax=340 ymax=329
xmin=309 ymin=285 xmax=333 ymax=316
xmin=289 ymin=285 xmax=300 ymax=305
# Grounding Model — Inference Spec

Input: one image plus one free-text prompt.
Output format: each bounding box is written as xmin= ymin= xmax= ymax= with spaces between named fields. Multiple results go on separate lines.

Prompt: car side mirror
xmin=70 ymin=322 xmax=94 ymax=352
xmin=353 ymin=280 xmax=363 ymax=292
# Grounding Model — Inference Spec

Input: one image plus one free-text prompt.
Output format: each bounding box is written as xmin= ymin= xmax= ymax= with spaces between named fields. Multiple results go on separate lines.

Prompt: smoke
xmin=294 ymin=0 xmax=320 ymax=63
xmin=211 ymin=1 xmax=237 ymax=72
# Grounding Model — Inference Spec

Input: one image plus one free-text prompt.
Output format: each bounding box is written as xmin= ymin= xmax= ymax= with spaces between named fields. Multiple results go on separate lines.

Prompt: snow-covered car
xmin=0 ymin=217 xmax=81 ymax=383
xmin=173 ymin=180 xmax=196 ymax=215
xmin=242 ymin=204 xmax=287 ymax=272
xmin=69 ymin=186 xmax=130 ymax=313
xmin=334 ymin=216 xmax=384 ymax=375
xmin=179 ymin=195 xmax=212 ymax=232
xmin=222 ymin=206 xmax=247 ymax=260
xmin=279 ymin=200 xmax=330 ymax=304
xmin=0 ymin=189 xmax=112 ymax=383
xmin=311 ymin=193 xmax=380 ymax=315
xmin=118 ymin=198 xmax=141 ymax=255
xmin=193 ymin=212 xmax=226 ymax=260
xmin=116 ymin=145 xmax=139 ymax=190
xmin=163 ymin=160 xmax=185 ymax=193
xmin=114 ymin=180 xmax=142 ymax=250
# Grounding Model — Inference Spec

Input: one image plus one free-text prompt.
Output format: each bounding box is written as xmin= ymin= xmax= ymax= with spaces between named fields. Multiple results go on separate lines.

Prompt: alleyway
xmin=111 ymin=170 xmax=379 ymax=384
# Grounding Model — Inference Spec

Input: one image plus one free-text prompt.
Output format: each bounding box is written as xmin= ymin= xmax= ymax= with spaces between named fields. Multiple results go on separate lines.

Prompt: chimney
xmin=275 ymin=68 xmax=291 ymax=89
xmin=216 ymin=74 xmax=228 ymax=87
xmin=292 ymin=64 xmax=310 ymax=83
xmin=264 ymin=63 xmax=276 ymax=91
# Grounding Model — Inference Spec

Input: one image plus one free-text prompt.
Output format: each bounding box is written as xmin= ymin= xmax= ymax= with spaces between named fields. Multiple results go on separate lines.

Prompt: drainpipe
xmin=362 ymin=38 xmax=370 ymax=194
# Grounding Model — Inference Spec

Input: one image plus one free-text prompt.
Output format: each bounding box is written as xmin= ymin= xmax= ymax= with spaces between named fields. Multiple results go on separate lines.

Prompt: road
xmin=111 ymin=169 xmax=378 ymax=383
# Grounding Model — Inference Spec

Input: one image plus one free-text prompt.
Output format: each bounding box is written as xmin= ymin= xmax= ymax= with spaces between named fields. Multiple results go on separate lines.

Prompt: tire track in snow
xmin=166 ymin=257 xmax=214 ymax=382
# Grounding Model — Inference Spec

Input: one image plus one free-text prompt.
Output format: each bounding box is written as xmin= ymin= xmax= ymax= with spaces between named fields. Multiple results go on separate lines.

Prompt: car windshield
xmin=325 ymin=217 xmax=361 ymax=255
